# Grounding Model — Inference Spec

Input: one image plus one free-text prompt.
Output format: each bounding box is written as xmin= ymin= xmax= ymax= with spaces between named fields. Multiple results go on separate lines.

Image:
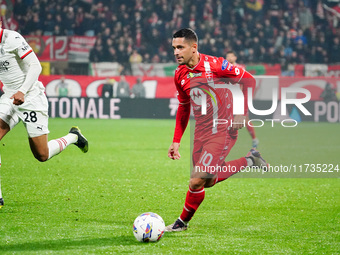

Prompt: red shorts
xmin=192 ymin=130 xmax=238 ymax=175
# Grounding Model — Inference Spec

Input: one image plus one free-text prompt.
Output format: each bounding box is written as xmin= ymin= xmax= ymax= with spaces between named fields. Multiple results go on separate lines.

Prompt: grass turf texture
xmin=0 ymin=118 xmax=339 ymax=254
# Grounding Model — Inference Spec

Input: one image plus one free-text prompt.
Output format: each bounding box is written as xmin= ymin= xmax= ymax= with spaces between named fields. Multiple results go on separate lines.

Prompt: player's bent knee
xmin=29 ymin=135 xmax=49 ymax=162
xmin=189 ymin=178 xmax=206 ymax=190
xmin=204 ymin=176 xmax=217 ymax=188
xmin=33 ymin=152 xmax=49 ymax=162
xmin=0 ymin=120 xmax=10 ymax=140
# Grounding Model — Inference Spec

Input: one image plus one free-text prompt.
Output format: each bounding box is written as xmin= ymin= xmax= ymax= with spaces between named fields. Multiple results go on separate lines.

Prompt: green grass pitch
xmin=0 ymin=118 xmax=339 ymax=254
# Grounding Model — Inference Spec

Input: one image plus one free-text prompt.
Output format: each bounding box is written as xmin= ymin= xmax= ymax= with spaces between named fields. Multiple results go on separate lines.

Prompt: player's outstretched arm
xmin=172 ymin=101 xmax=190 ymax=144
xmin=169 ymin=101 xmax=190 ymax=160
xmin=168 ymin=142 xmax=181 ymax=160
xmin=11 ymin=52 xmax=42 ymax=105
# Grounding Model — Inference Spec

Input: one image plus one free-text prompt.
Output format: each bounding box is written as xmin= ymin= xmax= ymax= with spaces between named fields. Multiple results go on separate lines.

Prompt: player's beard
xmin=180 ymin=55 xmax=195 ymax=67
xmin=177 ymin=57 xmax=186 ymax=65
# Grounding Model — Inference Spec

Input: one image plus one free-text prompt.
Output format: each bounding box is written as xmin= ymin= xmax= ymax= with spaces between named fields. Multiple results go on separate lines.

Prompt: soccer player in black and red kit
xmin=165 ymin=28 xmax=268 ymax=232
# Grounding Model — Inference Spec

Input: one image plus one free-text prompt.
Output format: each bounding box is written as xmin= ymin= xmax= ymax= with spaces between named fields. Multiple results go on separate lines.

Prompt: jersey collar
xmin=185 ymin=52 xmax=202 ymax=71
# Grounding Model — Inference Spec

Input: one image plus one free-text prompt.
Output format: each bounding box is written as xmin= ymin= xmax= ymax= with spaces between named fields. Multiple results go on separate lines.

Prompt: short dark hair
xmin=173 ymin=28 xmax=198 ymax=43
xmin=226 ymin=50 xmax=236 ymax=56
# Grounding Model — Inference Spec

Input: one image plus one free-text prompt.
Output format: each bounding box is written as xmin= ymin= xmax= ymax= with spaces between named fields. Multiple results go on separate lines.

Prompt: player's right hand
xmin=10 ymin=91 xmax=25 ymax=105
xmin=168 ymin=142 xmax=181 ymax=160
xmin=232 ymin=115 xmax=246 ymax=130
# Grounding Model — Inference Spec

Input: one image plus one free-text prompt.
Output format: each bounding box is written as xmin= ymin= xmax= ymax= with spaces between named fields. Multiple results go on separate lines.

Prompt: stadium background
xmin=0 ymin=0 xmax=339 ymax=123
xmin=0 ymin=0 xmax=339 ymax=254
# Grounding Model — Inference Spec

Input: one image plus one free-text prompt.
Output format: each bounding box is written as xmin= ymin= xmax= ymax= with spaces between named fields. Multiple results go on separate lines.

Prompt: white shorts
xmin=0 ymin=92 xmax=50 ymax=138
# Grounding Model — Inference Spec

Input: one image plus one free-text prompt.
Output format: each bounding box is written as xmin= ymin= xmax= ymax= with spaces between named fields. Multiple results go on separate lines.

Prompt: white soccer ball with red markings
xmin=133 ymin=212 xmax=165 ymax=242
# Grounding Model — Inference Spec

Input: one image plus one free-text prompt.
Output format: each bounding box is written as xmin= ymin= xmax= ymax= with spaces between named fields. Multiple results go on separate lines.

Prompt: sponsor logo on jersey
xmin=0 ymin=60 xmax=9 ymax=73
xmin=206 ymin=71 xmax=213 ymax=82
xmin=21 ymin=45 xmax=30 ymax=51
xmin=187 ymin=72 xmax=202 ymax=78
xmin=190 ymin=87 xmax=222 ymax=109
xmin=221 ymin=60 xmax=232 ymax=71
xmin=191 ymin=88 xmax=203 ymax=100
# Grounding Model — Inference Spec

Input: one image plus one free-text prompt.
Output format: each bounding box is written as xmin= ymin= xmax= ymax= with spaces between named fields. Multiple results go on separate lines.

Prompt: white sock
xmin=48 ymin=133 xmax=77 ymax=160
xmin=246 ymin=157 xmax=253 ymax=166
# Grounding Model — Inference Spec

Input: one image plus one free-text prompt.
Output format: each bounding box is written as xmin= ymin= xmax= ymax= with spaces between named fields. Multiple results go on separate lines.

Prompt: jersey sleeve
xmin=8 ymin=31 xmax=33 ymax=59
xmin=173 ymin=69 xmax=191 ymax=143
xmin=214 ymin=57 xmax=245 ymax=84
xmin=174 ymin=70 xmax=190 ymax=104
xmin=214 ymin=57 xmax=256 ymax=115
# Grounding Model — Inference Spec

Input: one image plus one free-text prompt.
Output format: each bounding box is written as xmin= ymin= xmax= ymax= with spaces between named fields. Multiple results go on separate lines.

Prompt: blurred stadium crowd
xmin=9 ymin=0 xmax=340 ymax=69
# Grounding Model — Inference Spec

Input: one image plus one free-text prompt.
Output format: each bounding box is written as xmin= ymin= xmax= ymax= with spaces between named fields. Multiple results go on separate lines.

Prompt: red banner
xmin=263 ymin=64 xmax=282 ymax=75
xmin=294 ymin=65 xmax=305 ymax=77
xmin=69 ymin=36 xmax=96 ymax=62
xmin=279 ymin=77 xmax=339 ymax=101
xmin=327 ymin=65 xmax=340 ymax=77
xmin=33 ymin=75 xmax=340 ymax=101
xmin=24 ymin=36 xmax=68 ymax=61
xmin=40 ymin=75 xmax=177 ymax=98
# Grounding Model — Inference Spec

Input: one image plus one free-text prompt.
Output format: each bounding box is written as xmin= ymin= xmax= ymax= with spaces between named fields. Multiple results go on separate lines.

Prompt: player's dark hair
xmin=226 ymin=50 xmax=237 ymax=56
xmin=173 ymin=28 xmax=198 ymax=43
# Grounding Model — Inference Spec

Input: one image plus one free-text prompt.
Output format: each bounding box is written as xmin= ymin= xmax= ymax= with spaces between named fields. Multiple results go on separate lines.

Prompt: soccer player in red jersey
xmin=165 ymin=28 xmax=268 ymax=232
xmin=226 ymin=50 xmax=259 ymax=148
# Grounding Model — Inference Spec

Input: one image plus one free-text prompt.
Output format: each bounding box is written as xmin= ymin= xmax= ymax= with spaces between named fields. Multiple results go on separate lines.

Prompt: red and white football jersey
xmin=174 ymin=53 xmax=246 ymax=138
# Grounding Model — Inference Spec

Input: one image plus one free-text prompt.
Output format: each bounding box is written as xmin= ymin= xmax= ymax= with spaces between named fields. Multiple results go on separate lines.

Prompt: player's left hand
xmin=232 ymin=115 xmax=246 ymax=130
xmin=10 ymin=91 xmax=25 ymax=105
xmin=168 ymin=142 xmax=181 ymax=160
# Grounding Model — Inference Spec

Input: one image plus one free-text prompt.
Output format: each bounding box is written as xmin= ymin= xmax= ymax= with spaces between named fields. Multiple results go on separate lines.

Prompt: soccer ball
xmin=133 ymin=212 xmax=165 ymax=242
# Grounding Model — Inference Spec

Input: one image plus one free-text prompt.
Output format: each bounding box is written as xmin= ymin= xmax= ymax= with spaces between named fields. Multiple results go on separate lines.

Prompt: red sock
xmin=215 ymin=157 xmax=248 ymax=184
xmin=246 ymin=124 xmax=256 ymax=139
xmin=179 ymin=187 xmax=205 ymax=222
